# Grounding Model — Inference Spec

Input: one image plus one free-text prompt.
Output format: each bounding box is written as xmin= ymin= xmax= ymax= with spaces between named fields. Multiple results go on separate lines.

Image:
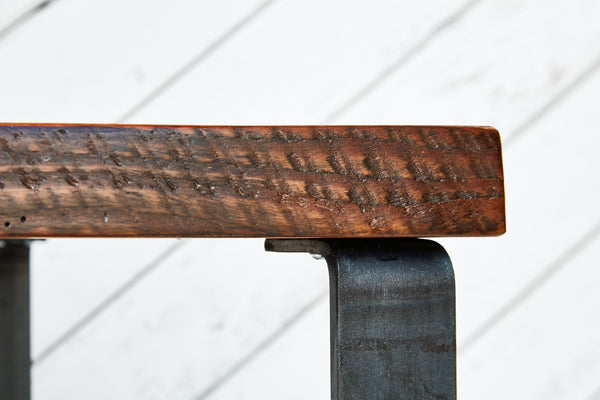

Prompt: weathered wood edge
xmin=0 ymin=124 xmax=505 ymax=238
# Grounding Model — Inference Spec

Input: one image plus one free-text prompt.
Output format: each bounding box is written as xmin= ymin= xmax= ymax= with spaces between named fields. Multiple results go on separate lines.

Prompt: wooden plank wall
xmin=1 ymin=0 xmax=599 ymax=399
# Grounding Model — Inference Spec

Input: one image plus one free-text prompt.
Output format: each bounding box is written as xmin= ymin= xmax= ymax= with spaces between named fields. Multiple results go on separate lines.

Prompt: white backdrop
xmin=1 ymin=0 xmax=600 ymax=399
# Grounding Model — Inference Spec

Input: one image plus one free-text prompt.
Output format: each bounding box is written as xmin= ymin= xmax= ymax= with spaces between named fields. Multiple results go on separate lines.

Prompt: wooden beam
xmin=0 ymin=124 xmax=505 ymax=238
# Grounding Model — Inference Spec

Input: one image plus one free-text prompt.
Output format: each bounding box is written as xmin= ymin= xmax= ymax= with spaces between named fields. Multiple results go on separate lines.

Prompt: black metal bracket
xmin=0 ymin=240 xmax=33 ymax=400
xmin=266 ymin=238 xmax=456 ymax=400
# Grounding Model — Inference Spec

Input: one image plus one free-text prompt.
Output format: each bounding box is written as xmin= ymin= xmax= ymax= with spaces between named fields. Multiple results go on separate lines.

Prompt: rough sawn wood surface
xmin=0 ymin=124 xmax=505 ymax=238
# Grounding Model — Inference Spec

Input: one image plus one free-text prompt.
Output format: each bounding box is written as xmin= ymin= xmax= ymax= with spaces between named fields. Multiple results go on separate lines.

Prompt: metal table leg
xmin=266 ymin=239 xmax=456 ymax=400
xmin=0 ymin=240 xmax=32 ymax=400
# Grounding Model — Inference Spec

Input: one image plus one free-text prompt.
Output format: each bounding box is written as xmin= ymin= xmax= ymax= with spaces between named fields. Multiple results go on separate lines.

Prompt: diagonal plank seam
xmin=33 ymin=240 xmax=187 ymax=364
xmin=0 ymin=0 xmax=53 ymax=44
xmin=505 ymin=54 xmax=600 ymax=147
xmin=459 ymin=220 xmax=600 ymax=354
xmin=325 ymin=0 xmax=485 ymax=123
xmin=117 ymin=0 xmax=279 ymax=124
xmin=456 ymin=59 xmax=600 ymax=352
xmin=192 ymin=290 xmax=327 ymax=400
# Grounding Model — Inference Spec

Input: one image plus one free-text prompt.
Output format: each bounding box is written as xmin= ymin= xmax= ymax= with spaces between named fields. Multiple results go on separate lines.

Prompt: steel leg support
xmin=0 ymin=240 xmax=32 ymax=400
xmin=266 ymin=239 xmax=456 ymax=400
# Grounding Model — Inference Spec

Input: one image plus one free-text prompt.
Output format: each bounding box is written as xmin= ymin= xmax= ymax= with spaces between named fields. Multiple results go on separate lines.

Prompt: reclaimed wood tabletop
xmin=0 ymin=124 xmax=504 ymax=238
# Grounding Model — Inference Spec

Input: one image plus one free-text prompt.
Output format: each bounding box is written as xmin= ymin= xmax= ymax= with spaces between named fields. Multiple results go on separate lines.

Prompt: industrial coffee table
xmin=0 ymin=124 xmax=505 ymax=399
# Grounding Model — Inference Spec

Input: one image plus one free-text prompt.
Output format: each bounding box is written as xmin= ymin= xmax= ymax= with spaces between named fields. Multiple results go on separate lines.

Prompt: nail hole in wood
xmin=4 ymin=221 xmax=10 ymax=227
xmin=21 ymin=216 xmax=26 ymax=223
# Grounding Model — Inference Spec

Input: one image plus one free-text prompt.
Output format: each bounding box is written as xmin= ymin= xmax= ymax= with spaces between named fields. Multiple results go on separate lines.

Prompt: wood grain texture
xmin=0 ymin=124 xmax=505 ymax=238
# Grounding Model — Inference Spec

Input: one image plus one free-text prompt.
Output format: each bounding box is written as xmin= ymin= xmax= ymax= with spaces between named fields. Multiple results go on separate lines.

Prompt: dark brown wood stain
xmin=0 ymin=124 xmax=505 ymax=238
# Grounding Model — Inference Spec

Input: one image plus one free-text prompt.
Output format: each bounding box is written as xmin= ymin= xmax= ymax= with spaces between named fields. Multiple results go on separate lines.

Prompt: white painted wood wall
xmin=1 ymin=0 xmax=600 ymax=398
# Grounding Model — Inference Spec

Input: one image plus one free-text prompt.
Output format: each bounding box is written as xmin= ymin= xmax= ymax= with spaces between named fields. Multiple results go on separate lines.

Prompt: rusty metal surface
xmin=267 ymin=238 xmax=456 ymax=399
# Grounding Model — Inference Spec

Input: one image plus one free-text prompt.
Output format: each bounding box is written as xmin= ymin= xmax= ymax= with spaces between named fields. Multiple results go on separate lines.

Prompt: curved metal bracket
xmin=266 ymin=238 xmax=456 ymax=400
